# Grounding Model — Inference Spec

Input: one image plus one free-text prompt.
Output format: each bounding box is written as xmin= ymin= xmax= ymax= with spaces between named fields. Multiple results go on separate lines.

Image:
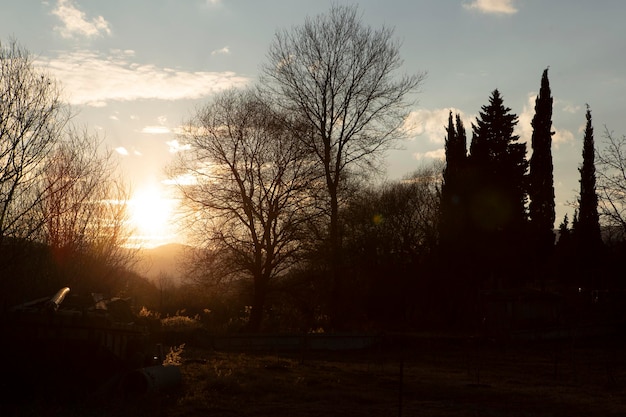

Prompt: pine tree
xmin=576 ymin=105 xmax=603 ymax=256
xmin=468 ymin=89 xmax=528 ymax=234
xmin=440 ymin=111 xmax=467 ymax=246
xmin=558 ymin=214 xmax=570 ymax=243
xmin=529 ymin=68 xmax=556 ymax=253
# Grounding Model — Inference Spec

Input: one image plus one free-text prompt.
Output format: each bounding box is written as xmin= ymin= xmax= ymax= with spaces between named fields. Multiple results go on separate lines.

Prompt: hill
xmin=133 ymin=243 xmax=189 ymax=285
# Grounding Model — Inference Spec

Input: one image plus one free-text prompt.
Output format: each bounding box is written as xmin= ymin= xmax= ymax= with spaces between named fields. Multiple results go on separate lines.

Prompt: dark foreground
xmin=3 ymin=334 xmax=626 ymax=416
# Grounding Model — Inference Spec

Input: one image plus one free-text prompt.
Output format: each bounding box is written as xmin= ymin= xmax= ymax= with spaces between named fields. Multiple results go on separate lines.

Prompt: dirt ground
xmin=5 ymin=335 xmax=626 ymax=416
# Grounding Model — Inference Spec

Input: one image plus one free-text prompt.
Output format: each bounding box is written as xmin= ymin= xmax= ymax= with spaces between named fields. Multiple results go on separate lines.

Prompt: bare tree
xmin=170 ymin=88 xmax=317 ymax=332
xmin=0 ymin=39 xmax=70 ymax=246
xmin=38 ymin=127 xmax=135 ymax=293
xmin=597 ymin=128 xmax=626 ymax=239
xmin=344 ymin=163 xmax=442 ymax=264
xmin=340 ymin=163 xmax=441 ymax=326
xmin=260 ymin=4 xmax=425 ymax=326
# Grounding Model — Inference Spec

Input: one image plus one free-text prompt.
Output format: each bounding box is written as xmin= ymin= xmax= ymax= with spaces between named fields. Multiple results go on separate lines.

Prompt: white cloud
xmin=212 ymin=46 xmax=230 ymax=55
xmin=167 ymin=140 xmax=192 ymax=153
xmin=141 ymin=126 xmax=171 ymax=134
xmin=517 ymin=93 xmax=536 ymax=145
xmin=553 ymin=128 xmax=574 ymax=147
xmin=414 ymin=149 xmax=445 ymax=161
xmin=403 ymin=108 xmax=471 ymax=144
xmin=38 ymin=49 xmax=250 ymax=106
xmin=115 ymin=147 xmax=129 ymax=156
xmin=463 ymin=0 xmax=518 ymax=15
xmin=52 ymin=0 xmax=111 ymax=39
xmin=562 ymin=104 xmax=582 ymax=114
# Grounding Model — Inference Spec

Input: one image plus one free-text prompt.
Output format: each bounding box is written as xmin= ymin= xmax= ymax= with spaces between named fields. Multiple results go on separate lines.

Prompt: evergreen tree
xmin=467 ymin=90 xmax=528 ymax=288
xmin=554 ymin=213 xmax=576 ymax=285
xmin=468 ymin=89 xmax=528 ymax=234
xmin=440 ymin=111 xmax=467 ymax=246
xmin=528 ymin=68 xmax=556 ymax=253
xmin=576 ymin=105 xmax=603 ymax=258
xmin=558 ymin=214 xmax=571 ymax=243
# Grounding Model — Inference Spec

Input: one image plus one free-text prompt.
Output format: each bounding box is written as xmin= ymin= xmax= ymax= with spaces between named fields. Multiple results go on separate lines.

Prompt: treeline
xmin=3 ymin=5 xmax=626 ymax=334
xmin=168 ymin=6 xmax=626 ymax=333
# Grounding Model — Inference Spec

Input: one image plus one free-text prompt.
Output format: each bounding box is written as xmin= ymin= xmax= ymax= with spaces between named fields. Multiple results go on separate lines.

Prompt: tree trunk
xmin=328 ymin=183 xmax=345 ymax=330
xmin=246 ymin=277 xmax=267 ymax=333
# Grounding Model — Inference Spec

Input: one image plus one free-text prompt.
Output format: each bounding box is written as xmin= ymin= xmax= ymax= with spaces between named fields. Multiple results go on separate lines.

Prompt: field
xmin=4 ymin=334 xmax=626 ymax=416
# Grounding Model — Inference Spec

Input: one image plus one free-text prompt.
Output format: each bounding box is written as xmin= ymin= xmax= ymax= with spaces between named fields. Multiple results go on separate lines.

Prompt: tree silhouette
xmin=171 ymin=89 xmax=316 ymax=332
xmin=0 ymin=40 xmax=70 ymax=248
xmin=342 ymin=165 xmax=440 ymax=327
xmin=596 ymin=128 xmax=626 ymax=238
xmin=440 ymin=112 xmax=468 ymax=247
xmin=39 ymin=128 xmax=133 ymax=294
xmin=467 ymin=90 xmax=528 ymax=287
xmin=260 ymin=4 xmax=424 ymax=328
xmin=469 ymin=89 xmax=528 ymax=234
xmin=528 ymin=68 xmax=556 ymax=255
xmin=575 ymin=105 xmax=603 ymax=286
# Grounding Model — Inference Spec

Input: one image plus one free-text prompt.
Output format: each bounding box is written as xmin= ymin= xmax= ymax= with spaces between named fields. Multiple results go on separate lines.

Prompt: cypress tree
xmin=576 ymin=105 xmax=603 ymax=259
xmin=440 ymin=111 xmax=467 ymax=246
xmin=529 ymin=68 xmax=556 ymax=254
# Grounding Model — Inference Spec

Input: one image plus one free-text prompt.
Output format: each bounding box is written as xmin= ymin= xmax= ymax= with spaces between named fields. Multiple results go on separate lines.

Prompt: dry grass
xmin=5 ymin=335 xmax=626 ymax=416
xmin=164 ymin=336 xmax=626 ymax=417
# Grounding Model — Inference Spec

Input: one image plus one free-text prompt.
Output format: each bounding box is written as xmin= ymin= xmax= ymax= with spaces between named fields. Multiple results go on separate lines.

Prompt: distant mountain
xmin=133 ymin=243 xmax=189 ymax=285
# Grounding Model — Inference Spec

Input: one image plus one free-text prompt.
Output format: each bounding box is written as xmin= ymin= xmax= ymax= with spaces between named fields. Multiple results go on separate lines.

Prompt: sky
xmin=2 ymin=0 xmax=625 ymax=246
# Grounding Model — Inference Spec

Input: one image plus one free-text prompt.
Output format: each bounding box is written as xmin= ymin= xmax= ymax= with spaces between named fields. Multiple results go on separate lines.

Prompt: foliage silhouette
xmin=528 ymin=68 xmax=556 ymax=257
xmin=261 ymin=4 xmax=425 ymax=329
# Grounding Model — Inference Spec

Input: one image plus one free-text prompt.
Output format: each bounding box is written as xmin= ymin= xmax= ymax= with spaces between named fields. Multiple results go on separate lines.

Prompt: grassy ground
xmin=5 ymin=335 xmax=626 ymax=416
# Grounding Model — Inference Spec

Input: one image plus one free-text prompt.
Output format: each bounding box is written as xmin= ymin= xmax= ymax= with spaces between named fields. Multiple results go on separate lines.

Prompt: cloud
xmin=553 ymin=128 xmax=574 ymax=147
xmin=403 ymin=108 xmax=472 ymax=144
xmin=115 ymin=147 xmax=129 ymax=156
xmin=167 ymin=140 xmax=192 ymax=153
xmin=517 ymin=93 xmax=536 ymax=144
xmin=141 ymin=126 xmax=171 ymax=134
xmin=414 ymin=149 xmax=446 ymax=161
xmin=212 ymin=46 xmax=230 ymax=55
xmin=52 ymin=0 xmax=112 ymax=38
xmin=38 ymin=49 xmax=250 ymax=106
xmin=562 ymin=104 xmax=582 ymax=114
xmin=463 ymin=0 xmax=518 ymax=15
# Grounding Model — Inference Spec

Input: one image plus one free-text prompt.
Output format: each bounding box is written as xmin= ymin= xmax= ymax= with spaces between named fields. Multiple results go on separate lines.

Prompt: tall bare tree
xmin=0 ymin=39 xmax=70 ymax=246
xmin=171 ymin=89 xmax=317 ymax=332
xmin=260 ymin=5 xmax=424 ymax=326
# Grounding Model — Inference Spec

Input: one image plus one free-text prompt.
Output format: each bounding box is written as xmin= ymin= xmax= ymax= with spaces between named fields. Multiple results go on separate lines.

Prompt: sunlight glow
xmin=128 ymin=185 xmax=178 ymax=248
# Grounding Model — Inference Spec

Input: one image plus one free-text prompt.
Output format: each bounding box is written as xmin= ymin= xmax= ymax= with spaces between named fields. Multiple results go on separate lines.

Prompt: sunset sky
xmin=2 ymin=0 xmax=625 ymax=246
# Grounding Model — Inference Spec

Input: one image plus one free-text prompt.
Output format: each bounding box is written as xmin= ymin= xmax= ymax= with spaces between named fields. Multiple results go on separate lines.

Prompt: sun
xmin=128 ymin=185 xmax=177 ymax=248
